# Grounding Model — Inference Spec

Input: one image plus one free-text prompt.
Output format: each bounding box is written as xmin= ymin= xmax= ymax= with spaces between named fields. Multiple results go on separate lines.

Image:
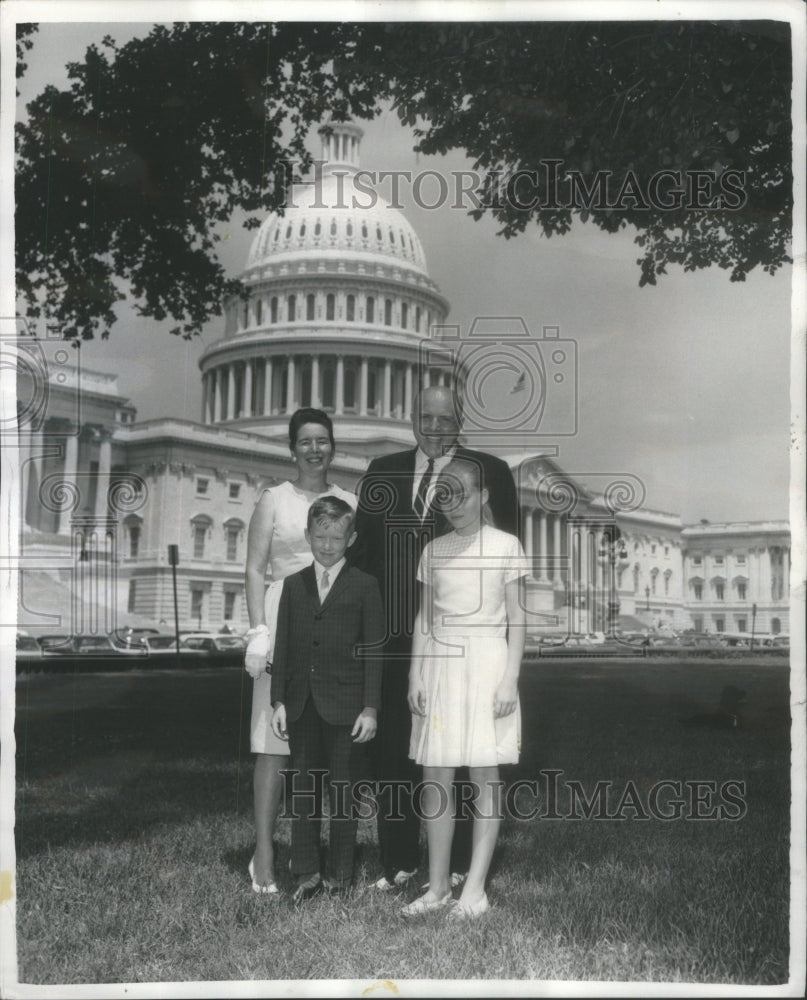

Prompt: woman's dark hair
xmin=288 ymin=408 xmax=335 ymax=450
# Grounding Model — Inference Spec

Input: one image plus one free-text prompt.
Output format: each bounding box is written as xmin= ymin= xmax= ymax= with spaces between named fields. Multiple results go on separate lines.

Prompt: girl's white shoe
xmin=447 ymin=893 xmax=490 ymax=920
xmin=400 ymin=891 xmax=452 ymax=917
xmin=248 ymin=856 xmax=279 ymax=895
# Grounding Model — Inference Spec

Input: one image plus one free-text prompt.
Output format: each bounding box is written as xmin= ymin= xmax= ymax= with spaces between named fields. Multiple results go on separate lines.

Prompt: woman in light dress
xmin=243 ymin=408 xmax=356 ymax=893
xmin=404 ymin=457 xmax=527 ymax=919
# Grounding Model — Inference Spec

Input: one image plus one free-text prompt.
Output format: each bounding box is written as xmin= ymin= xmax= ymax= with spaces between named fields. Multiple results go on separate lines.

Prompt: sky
xmin=8 ymin=13 xmax=799 ymax=526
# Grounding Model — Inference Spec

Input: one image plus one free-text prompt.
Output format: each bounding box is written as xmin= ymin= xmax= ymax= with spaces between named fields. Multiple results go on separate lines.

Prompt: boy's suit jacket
xmin=270 ymin=563 xmax=385 ymax=726
xmin=353 ymin=445 xmax=519 ymax=659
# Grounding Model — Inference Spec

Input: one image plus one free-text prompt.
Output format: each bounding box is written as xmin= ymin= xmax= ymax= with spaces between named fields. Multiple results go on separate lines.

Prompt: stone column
xmin=93 ymin=429 xmax=112 ymax=519
xmin=404 ymin=363 xmax=413 ymax=416
xmin=243 ymin=360 xmax=253 ymax=418
xmin=213 ymin=369 xmax=222 ymax=422
xmin=523 ymin=509 xmax=534 ymax=577
xmin=539 ymin=512 xmax=548 ymax=581
xmin=335 ymin=356 xmax=344 ymax=414
xmin=227 ymin=365 xmax=236 ymax=420
xmin=201 ymin=374 xmax=209 ymax=424
xmin=553 ymin=515 xmax=563 ymax=584
xmin=383 ymin=361 xmax=392 ymax=417
xmin=28 ymin=426 xmax=44 ymax=531
xmin=311 ymin=355 xmax=321 ymax=408
xmin=360 ymin=358 xmax=368 ymax=415
xmin=263 ymin=359 xmax=273 ymax=415
xmin=58 ymin=426 xmax=80 ymax=535
xmin=18 ymin=429 xmax=31 ymax=529
xmin=287 ymin=356 xmax=297 ymax=411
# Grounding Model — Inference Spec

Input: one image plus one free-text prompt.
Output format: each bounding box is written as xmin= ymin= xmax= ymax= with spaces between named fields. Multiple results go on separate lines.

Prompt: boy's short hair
xmin=307 ymin=496 xmax=356 ymax=531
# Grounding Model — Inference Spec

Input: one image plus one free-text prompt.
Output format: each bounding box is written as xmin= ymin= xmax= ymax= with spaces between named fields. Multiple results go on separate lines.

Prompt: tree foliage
xmin=327 ymin=21 xmax=792 ymax=287
xmin=15 ymin=19 xmax=792 ymax=340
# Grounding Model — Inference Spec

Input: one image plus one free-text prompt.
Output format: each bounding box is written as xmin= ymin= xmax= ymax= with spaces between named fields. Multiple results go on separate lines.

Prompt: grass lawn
xmin=12 ymin=657 xmax=792 ymax=987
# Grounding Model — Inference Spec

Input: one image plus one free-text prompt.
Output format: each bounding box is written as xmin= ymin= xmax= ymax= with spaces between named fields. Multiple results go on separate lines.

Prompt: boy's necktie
xmin=414 ymin=459 xmax=434 ymax=521
xmin=319 ymin=569 xmax=330 ymax=601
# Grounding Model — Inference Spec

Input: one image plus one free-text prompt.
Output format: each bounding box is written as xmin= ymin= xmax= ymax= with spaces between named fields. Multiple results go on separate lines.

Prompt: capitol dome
xmin=245 ymin=156 xmax=430 ymax=277
xmin=198 ymin=122 xmax=452 ymax=454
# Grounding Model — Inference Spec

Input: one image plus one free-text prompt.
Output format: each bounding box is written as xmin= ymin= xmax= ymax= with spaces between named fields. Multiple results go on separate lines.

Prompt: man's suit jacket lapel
xmin=397 ymin=448 xmax=418 ymax=516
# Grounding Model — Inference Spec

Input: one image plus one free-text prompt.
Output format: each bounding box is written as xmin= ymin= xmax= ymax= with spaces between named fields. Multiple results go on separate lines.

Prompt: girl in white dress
xmin=243 ymin=409 xmax=356 ymax=894
xmin=404 ymin=457 xmax=527 ymax=919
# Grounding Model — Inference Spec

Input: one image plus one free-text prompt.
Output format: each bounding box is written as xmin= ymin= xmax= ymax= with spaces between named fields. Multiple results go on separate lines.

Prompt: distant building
xmin=15 ymin=125 xmax=790 ymax=637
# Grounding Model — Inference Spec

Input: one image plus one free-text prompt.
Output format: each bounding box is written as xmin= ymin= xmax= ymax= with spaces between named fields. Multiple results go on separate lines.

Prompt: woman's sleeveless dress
xmin=250 ymin=480 xmax=357 ymax=754
xmin=409 ymin=525 xmax=527 ymax=768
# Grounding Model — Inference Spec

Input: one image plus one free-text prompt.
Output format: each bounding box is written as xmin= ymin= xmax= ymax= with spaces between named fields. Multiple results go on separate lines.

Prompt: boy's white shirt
xmin=313 ymin=557 xmax=346 ymax=590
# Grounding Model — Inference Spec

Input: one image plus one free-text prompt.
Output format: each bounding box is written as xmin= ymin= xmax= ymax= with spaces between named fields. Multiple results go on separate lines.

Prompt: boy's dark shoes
xmin=292 ymin=873 xmax=323 ymax=903
xmin=322 ymin=877 xmax=352 ymax=897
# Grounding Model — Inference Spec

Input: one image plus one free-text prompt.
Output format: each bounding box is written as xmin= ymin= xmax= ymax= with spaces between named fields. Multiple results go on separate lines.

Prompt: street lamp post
xmin=598 ymin=527 xmax=628 ymax=638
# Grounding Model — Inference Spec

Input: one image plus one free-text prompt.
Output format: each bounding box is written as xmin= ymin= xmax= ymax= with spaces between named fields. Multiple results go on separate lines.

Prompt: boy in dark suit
xmin=271 ymin=496 xmax=384 ymax=900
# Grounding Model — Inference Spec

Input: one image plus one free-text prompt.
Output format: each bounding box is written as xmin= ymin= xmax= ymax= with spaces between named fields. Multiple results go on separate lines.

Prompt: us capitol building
xmin=15 ymin=124 xmax=791 ymax=640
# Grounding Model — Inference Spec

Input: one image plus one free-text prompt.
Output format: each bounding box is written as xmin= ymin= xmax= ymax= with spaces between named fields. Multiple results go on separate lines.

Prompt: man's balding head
xmin=411 ymin=385 xmax=462 ymax=458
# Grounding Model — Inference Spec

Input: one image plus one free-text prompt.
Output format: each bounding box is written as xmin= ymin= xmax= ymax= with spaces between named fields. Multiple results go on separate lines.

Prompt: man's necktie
xmin=319 ymin=569 xmax=330 ymax=601
xmin=414 ymin=459 xmax=434 ymax=521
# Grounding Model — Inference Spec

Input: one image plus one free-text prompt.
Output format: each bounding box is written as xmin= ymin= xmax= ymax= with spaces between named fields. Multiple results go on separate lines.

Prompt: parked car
xmin=72 ymin=635 xmax=147 ymax=657
xmin=179 ymin=633 xmax=246 ymax=664
xmin=16 ymin=633 xmax=43 ymax=671
xmin=36 ymin=634 xmax=77 ymax=654
xmin=141 ymin=634 xmax=195 ymax=656
xmin=181 ymin=633 xmax=246 ymax=653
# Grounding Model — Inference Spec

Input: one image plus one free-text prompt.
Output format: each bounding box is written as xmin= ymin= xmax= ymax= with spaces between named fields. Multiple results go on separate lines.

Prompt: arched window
xmin=285 ymin=223 xmax=292 ymax=239
xmin=242 ymin=302 xmax=250 ymax=328
xmin=330 ymin=219 xmax=337 ymax=236
xmin=270 ymin=297 xmax=278 ymax=323
xmin=771 ymin=617 xmax=781 ymax=635
xmin=299 ymin=221 xmax=306 ymax=237
xmin=306 ymin=294 xmax=315 ymax=321
xmin=314 ymin=220 xmax=321 ymax=236
xmin=326 ymin=294 xmax=335 ymax=321
xmin=650 ymin=567 xmax=659 ymax=595
xmin=190 ymin=515 xmax=213 ymax=560
xmin=346 ymin=295 xmax=355 ymax=322
xmin=223 ymin=519 xmax=245 ymax=562
xmin=361 ymin=222 xmax=368 ymax=239
xmin=376 ymin=225 xmax=383 ymax=242
xmin=366 ymin=297 xmax=375 ymax=323
xmin=124 ymin=515 xmax=143 ymax=559
xmin=288 ymin=295 xmax=296 ymax=322
xmin=384 ymin=299 xmax=392 ymax=326
xmin=346 ymin=221 xmax=353 ymax=237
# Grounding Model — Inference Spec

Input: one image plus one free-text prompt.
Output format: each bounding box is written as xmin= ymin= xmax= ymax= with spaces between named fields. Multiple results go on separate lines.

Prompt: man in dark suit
xmin=354 ymin=384 xmax=519 ymax=891
xmin=271 ymin=496 xmax=384 ymax=898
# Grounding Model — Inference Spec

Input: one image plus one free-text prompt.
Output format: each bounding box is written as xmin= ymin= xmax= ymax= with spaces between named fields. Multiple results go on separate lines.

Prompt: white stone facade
xmin=15 ymin=124 xmax=791 ymax=637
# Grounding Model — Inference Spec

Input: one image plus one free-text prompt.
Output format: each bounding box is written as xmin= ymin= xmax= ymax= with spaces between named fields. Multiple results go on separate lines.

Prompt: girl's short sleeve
xmin=503 ymin=533 xmax=528 ymax=583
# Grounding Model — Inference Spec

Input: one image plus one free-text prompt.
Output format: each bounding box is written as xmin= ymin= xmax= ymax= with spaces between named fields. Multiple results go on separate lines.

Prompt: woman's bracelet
xmin=245 ymin=624 xmax=269 ymax=638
